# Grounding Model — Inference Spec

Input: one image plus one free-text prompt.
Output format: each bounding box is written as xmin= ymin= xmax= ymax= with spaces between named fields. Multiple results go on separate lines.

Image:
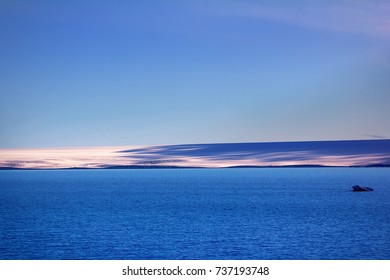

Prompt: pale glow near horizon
xmin=0 ymin=146 xmax=141 ymax=169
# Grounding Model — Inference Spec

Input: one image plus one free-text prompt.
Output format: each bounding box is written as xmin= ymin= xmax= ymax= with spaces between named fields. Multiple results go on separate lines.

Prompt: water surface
xmin=0 ymin=168 xmax=389 ymax=259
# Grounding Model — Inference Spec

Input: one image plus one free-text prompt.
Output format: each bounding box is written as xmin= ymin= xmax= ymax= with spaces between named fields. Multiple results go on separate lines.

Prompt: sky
xmin=1 ymin=0 xmax=390 ymax=148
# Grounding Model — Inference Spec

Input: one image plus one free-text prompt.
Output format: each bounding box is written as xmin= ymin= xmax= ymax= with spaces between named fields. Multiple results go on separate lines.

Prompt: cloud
xmin=215 ymin=0 xmax=390 ymax=37
xmin=1 ymin=140 xmax=389 ymax=169
xmin=364 ymin=134 xmax=388 ymax=139
xmin=117 ymin=140 xmax=390 ymax=167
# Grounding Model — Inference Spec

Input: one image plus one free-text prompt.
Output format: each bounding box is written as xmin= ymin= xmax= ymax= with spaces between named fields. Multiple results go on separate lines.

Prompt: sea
xmin=0 ymin=168 xmax=389 ymax=260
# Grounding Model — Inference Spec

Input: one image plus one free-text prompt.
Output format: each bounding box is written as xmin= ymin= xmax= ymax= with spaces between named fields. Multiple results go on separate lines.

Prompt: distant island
xmin=1 ymin=139 xmax=389 ymax=170
xmin=1 ymin=164 xmax=390 ymax=171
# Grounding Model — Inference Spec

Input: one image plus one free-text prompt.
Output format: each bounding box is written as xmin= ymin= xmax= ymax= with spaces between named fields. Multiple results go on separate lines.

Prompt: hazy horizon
xmin=1 ymin=139 xmax=389 ymax=169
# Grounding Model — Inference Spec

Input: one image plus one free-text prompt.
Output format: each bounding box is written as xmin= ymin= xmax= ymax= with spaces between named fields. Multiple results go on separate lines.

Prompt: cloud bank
xmin=0 ymin=140 xmax=389 ymax=169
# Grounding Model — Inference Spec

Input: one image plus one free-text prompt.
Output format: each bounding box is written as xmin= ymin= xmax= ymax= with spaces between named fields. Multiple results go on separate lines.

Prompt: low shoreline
xmin=1 ymin=164 xmax=389 ymax=171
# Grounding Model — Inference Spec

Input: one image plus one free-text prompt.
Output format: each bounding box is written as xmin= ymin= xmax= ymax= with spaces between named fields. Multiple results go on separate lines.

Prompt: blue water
xmin=0 ymin=168 xmax=389 ymax=260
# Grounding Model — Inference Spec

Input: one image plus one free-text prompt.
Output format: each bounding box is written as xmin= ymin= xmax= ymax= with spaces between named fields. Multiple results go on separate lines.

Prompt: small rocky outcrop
xmin=352 ymin=185 xmax=374 ymax=192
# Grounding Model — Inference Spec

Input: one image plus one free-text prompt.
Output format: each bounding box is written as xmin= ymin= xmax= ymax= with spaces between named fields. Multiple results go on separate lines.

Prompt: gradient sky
xmin=1 ymin=0 xmax=390 ymax=148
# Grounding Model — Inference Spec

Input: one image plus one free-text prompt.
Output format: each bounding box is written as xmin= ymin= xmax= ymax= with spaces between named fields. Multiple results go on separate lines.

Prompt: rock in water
xmin=352 ymin=185 xmax=374 ymax=192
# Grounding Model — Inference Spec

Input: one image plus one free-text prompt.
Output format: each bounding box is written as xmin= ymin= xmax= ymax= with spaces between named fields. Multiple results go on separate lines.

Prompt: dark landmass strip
xmin=103 ymin=165 xmax=200 ymax=169
xmin=225 ymin=164 xmax=331 ymax=168
xmin=0 ymin=167 xmax=26 ymax=170
xmin=1 ymin=164 xmax=390 ymax=170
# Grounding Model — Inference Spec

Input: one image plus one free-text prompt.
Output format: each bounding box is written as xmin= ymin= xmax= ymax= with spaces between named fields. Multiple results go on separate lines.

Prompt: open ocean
xmin=0 ymin=168 xmax=389 ymax=260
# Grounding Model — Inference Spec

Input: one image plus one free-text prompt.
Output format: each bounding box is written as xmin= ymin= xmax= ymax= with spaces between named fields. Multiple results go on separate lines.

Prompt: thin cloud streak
xmin=216 ymin=1 xmax=390 ymax=37
xmin=364 ymin=134 xmax=388 ymax=139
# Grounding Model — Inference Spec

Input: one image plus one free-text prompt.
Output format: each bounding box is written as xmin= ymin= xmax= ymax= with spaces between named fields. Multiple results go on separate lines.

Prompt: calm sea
xmin=0 ymin=168 xmax=389 ymax=260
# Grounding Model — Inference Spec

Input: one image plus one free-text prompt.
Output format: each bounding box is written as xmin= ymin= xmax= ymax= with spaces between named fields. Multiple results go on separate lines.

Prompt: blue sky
xmin=1 ymin=0 xmax=389 ymax=148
